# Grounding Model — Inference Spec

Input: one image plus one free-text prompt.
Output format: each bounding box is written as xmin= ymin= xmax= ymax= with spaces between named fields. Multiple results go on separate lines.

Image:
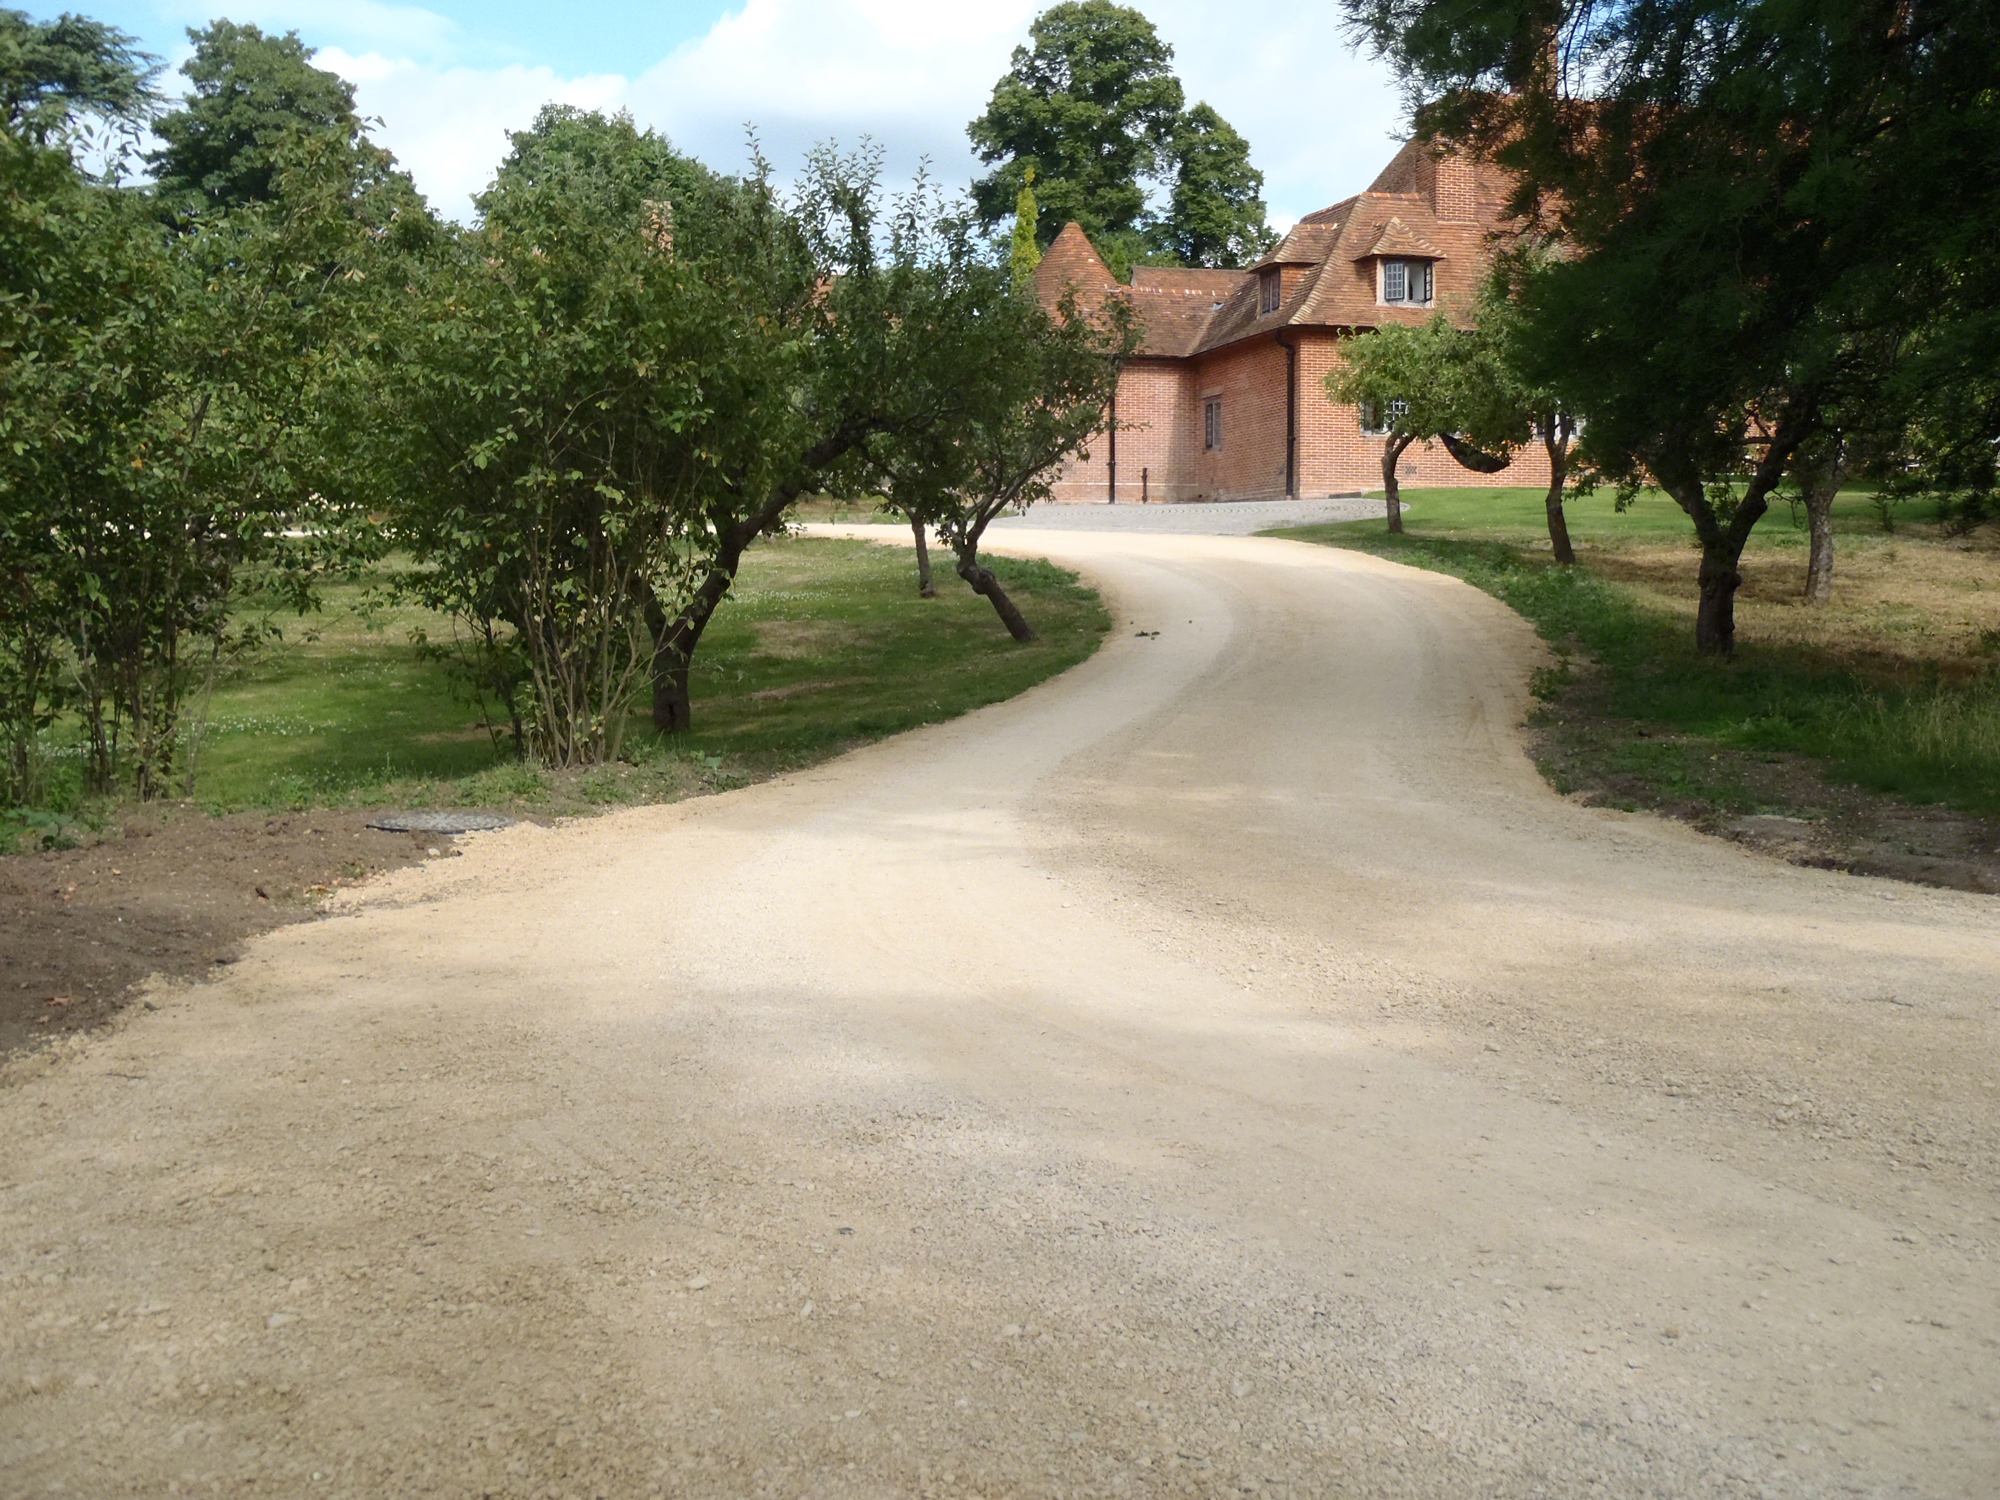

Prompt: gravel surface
xmin=4 ymin=531 xmax=1996 ymax=1499
xmin=993 ymin=496 xmax=1383 ymax=533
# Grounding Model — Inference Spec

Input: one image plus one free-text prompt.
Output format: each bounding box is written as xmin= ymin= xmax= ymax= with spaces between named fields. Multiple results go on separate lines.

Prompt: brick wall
xmin=1190 ymin=338 xmax=1290 ymax=501
xmin=1294 ymin=331 xmax=1556 ymax=493
xmin=1045 ymin=358 xmax=1200 ymax=504
xmin=1046 ymin=329 xmax=1559 ymax=504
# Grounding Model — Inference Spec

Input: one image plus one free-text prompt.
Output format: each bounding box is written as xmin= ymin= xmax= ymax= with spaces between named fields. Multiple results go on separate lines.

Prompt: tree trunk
xmin=1542 ymin=416 xmax=1575 ymax=566
xmin=957 ymin=553 xmax=1036 ymax=641
xmin=653 ymin=655 xmax=692 ymax=734
xmin=1694 ymin=541 xmax=1745 ymax=655
xmin=1803 ymin=494 xmax=1835 ymax=603
xmin=646 ymin=565 xmax=733 ymax=733
xmin=641 ymin=429 xmax=866 ymax=732
xmin=911 ymin=517 xmax=936 ymax=598
xmin=1382 ymin=435 xmax=1411 ymax=535
xmin=1660 ymin=402 xmax=1816 ymax=657
xmin=1798 ymin=449 xmax=1845 ymax=604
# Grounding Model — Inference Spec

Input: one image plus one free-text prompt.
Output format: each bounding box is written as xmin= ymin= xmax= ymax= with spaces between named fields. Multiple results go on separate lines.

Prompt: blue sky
xmin=69 ymin=0 xmax=1410 ymax=227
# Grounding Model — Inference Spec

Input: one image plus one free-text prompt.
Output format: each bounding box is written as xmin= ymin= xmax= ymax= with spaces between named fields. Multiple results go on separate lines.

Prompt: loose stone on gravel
xmin=363 ymin=812 xmax=517 ymax=835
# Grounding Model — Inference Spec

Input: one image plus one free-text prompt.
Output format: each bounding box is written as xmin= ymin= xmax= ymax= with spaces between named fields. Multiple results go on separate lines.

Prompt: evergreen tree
xmin=1009 ymin=166 xmax=1041 ymax=289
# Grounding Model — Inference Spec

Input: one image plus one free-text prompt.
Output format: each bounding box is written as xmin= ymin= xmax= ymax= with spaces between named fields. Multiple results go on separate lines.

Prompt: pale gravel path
xmin=988 ymin=496 xmax=1383 ymax=534
xmin=4 ymin=532 xmax=1997 ymax=1500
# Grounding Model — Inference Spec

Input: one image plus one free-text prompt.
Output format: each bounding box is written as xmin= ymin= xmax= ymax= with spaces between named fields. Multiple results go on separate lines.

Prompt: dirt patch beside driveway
xmin=0 ymin=811 xmax=435 ymax=1057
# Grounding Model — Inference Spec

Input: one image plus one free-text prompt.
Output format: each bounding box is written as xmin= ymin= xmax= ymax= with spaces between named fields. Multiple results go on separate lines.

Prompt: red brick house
xmin=1033 ymin=138 xmax=1556 ymax=503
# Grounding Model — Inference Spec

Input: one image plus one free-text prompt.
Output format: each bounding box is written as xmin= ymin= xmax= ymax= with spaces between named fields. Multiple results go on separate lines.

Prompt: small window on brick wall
xmin=1380 ymin=258 xmax=1433 ymax=305
xmin=1359 ymin=396 xmax=1408 ymax=436
xmin=1204 ymin=397 xmax=1223 ymax=450
xmin=1259 ymin=268 xmax=1282 ymax=315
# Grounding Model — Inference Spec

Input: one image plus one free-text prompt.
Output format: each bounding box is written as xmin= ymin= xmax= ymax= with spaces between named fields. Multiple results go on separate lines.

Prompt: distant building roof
xmin=1034 ymin=136 xmax=1522 ymax=359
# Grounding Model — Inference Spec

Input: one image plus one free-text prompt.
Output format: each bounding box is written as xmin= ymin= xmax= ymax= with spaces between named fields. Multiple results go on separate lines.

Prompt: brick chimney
xmin=1430 ymin=147 xmax=1477 ymax=223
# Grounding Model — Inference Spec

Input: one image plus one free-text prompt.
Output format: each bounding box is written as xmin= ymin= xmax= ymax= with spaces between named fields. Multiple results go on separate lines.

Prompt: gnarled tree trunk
xmin=957 ymin=554 xmax=1035 ymax=641
xmin=1382 ymin=433 xmax=1416 ymax=534
xmin=1542 ymin=414 xmax=1575 ymax=566
xmin=911 ymin=516 xmax=936 ymax=598
xmin=1694 ymin=542 xmax=1745 ymax=655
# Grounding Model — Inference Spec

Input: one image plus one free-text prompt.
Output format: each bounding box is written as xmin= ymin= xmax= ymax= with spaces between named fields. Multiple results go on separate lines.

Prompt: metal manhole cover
xmin=364 ymin=811 xmax=517 ymax=834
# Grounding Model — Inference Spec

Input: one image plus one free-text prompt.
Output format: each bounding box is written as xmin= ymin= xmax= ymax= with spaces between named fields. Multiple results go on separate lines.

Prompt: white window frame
xmin=1203 ymin=396 xmax=1223 ymax=451
xmin=1359 ymin=396 xmax=1409 ymax=436
xmin=1379 ymin=258 xmax=1433 ymax=306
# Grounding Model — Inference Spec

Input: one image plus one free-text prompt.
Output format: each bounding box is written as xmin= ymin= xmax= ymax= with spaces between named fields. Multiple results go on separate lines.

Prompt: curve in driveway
xmin=4 ymin=530 xmax=1995 ymax=1499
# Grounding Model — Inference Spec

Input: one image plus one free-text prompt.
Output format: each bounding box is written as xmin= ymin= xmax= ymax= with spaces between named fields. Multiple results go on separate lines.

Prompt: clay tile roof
xmin=1298 ymin=197 xmax=1357 ymax=229
xmin=1353 ymin=216 xmax=1445 ymax=261
xmin=1365 ymin=137 xmax=1432 ymax=196
xmin=1129 ymin=267 xmax=1241 ymax=297
xmin=1257 ymin=223 xmax=1340 ymax=267
xmin=1032 ymin=222 xmax=1119 ymax=302
xmin=1038 ymin=138 xmax=1527 ymax=358
xmin=1121 ymin=271 xmax=1250 ymax=357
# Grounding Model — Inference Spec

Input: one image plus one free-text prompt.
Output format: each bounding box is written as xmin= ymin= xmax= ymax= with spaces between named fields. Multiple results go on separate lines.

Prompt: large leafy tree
xmin=1153 ymin=102 xmax=1274 ymax=268
xmin=148 ymin=20 xmax=414 ymax=220
xmin=969 ymin=1 xmax=1183 ymax=250
xmin=361 ymin=109 xmax=788 ymax=764
xmin=1 ymin=7 xmax=155 ymax=150
xmin=640 ymin=148 xmax=1122 ymax=732
xmin=1343 ymin=0 xmax=2000 ymax=653
xmin=968 ymin=2 xmax=1273 ymax=270
xmin=365 ymin=112 xmax=1062 ymax=747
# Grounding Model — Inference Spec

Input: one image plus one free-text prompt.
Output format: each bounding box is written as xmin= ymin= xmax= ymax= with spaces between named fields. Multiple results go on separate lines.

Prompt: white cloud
xmin=624 ymin=0 xmax=1029 ymax=187
xmin=321 ymin=49 xmax=628 ymax=219
xmin=316 ymin=0 xmax=1410 ymax=226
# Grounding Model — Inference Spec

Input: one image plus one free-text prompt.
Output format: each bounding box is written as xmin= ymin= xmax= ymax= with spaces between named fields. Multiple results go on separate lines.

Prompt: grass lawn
xmin=1272 ymin=487 xmax=2000 ymax=820
xmin=7 ymin=536 xmax=1107 ymax=841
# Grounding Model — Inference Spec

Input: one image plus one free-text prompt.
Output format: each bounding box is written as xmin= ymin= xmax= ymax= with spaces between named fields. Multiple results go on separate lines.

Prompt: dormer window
xmin=1259 ymin=268 xmax=1282 ymax=315
xmin=1381 ymin=258 xmax=1433 ymax=305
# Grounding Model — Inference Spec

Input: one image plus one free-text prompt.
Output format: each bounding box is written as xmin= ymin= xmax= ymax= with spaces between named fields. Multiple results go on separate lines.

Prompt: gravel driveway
xmin=5 ymin=530 xmax=1995 ymax=1499
xmin=992 ymin=495 xmax=1383 ymax=533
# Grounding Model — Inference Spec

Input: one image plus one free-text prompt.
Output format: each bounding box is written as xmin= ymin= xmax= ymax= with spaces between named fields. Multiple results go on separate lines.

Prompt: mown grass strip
xmin=1272 ymin=489 xmax=2000 ymax=820
xmin=3 ymin=537 xmax=1107 ymax=844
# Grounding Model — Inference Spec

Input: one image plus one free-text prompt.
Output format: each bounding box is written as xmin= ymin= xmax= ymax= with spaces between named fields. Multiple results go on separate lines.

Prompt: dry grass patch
xmin=751 ymin=619 xmax=869 ymax=657
xmin=1586 ymin=532 xmax=2000 ymax=682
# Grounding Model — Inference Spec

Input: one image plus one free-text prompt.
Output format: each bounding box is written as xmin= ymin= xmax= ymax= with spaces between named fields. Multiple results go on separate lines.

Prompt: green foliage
xmin=1008 ymin=165 xmax=1041 ymax=290
xmin=1345 ymin=0 xmax=2000 ymax=647
xmin=969 ymin=1 xmax=1182 ymax=245
xmin=1332 ymin=313 xmax=1527 ymax=450
xmin=1152 ymin=102 xmax=1275 ymax=268
xmin=0 ymin=7 xmax=156 ymax=154
xmin=476 ymin=104 xmax=738 ymax=248
xmin=3 ymin=47 xmax=385 ymax=803
xmin=967 ymin=2 xmax=1272 ymax=268
xmin=147 ymin=20 xmax=418 ymax=221
xmin=358 ymin=109 xmax=780 ymax=766
xmin=864 ymin=277 xmax=1130 ymax=637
